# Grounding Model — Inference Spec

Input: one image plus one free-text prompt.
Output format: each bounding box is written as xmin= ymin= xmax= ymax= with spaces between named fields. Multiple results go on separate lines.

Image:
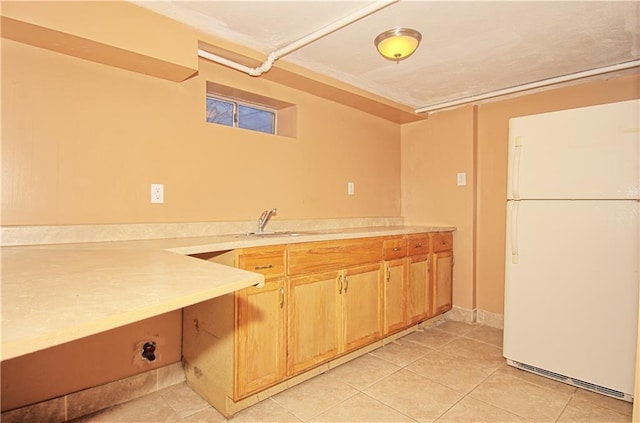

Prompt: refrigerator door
xmin=504 ymin=199 xmax=639 ymax=396
xmin=507 ymin=99 xmax=639 ymax=200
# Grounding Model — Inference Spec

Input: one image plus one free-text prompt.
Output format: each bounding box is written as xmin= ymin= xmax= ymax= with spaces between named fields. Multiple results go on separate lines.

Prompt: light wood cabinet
xmin=235 ymin=279 xmax=286 ymax=398
xmin=183 ymin=231 xmax=452 ymax=418
xmin=237 ymin=247 xmax=286 ymax=280
xmin=430 ymin=232 xmax=454 ymax=315
xmin=182 ymin=246 xmax=286 ymax=408
xmin=287 ymin=263 xmax=383 ymax=376
xmin=383 ymin=259 xmax=406 ymax=334
xmin=234 ymin=246 xmax=287 ymax=398
xmin=407 ymin=253 xmax=431 ymax=323
xmin=287 ymin=237 xmax=383 ymax=275
xmin=342 ymin=264 xmax=383 ymax=352
xmin=287 ymin=239 xmax=384 ymax=375
xmin=406 ymin=234 xmax=431 ymax=324
xmin=382 ymin=237 xmax=408 ymax=334
xmin=235 ymin=247 xmax=287 ymax=398
xmin=287 ymin=271 xmax=341 ymax=375
xmin=407 ymin=234 xmax=429 ymax=257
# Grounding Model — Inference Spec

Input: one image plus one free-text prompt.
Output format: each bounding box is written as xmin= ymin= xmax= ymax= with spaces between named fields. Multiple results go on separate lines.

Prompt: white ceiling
xmin=133 ymin=1 xmax=640 ymax=110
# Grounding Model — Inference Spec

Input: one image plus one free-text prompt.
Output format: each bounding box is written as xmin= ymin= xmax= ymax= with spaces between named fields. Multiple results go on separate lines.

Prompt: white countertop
xmin=1 ymin=225 xmax=454 ymax=360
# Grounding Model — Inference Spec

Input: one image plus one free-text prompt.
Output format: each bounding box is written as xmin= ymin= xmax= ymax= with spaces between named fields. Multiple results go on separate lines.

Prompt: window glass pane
xmin=206 ymin=97 xmax=234 ymax=126
xmin=238 ymin=104 xmax=275 ymax=134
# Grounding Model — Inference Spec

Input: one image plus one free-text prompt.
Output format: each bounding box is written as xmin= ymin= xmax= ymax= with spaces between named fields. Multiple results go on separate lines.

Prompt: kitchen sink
xmin=240 ymin=231 xmax=315 ymax=238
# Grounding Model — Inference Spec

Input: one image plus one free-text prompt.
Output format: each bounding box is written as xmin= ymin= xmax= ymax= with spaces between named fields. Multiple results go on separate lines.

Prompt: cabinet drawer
xmin=288 ymin=238 xmax=384 ymax=275
xmin=237 ymin=247 xmax=285 ymax=280
xmin=431 ymin=232 xmax=453 ymax=252
xmin=406 ymin=235 xmax=429 ymax=256
xmin=383 ymin=238 xmax=407 ymax=260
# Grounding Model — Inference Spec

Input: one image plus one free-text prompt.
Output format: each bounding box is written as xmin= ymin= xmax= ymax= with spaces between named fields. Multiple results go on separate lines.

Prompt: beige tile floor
xmin=73 ymin=321 xmax=633 ymax=423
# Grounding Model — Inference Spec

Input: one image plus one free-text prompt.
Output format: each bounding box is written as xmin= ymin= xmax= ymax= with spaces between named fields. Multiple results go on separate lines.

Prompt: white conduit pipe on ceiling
xmin=415 ymin=59 xmax=640 ymax=114
xmin=198 ymin=0 xmax=399 ymax=77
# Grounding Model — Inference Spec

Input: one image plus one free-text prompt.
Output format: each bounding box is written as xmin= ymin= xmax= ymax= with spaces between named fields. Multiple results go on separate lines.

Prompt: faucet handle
xmin=257 ymin=208 xmax=277 ymax=232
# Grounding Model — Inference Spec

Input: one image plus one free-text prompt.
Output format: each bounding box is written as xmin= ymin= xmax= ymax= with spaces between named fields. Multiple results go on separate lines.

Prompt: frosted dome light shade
xmin=374 ymin=28 xmax=422 ymax=62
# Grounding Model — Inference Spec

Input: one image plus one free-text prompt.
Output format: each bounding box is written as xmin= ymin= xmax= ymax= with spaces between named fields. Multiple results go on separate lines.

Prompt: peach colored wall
xmin=1 ymin=311 xmax=182 ymax=412
xmin=475 ymin=74 xmax=640 ymax=314
xmin=401 ymin=105 xmax=476 ymax=310
xmin=400 ymin=74 xmax=640 ymax=316
xmin=1 ymin=38 xmax=401 ymax=226
xmin=1 ymin=22 xmax=400 ymax=411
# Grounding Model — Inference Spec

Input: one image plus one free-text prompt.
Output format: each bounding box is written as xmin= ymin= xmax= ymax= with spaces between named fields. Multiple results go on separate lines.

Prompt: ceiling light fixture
xmin=374 ymin=28 xmax=422 ymax=63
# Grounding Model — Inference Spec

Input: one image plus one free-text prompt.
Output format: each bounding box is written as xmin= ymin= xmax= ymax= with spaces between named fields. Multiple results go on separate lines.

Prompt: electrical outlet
xmin=347 ymin=182 xmax=355 ymax=195
xmin=456 ymin=173 xmax=466 ymax=186
xmin=151 ymin=184 xmax=164 ymax=203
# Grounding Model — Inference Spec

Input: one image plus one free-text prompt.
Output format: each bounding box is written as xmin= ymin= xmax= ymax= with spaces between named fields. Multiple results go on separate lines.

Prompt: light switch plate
xmin=456 ymin=173 xmax=466 ymax=186
xmin=347 ymin=182 xmax=355 ymax=195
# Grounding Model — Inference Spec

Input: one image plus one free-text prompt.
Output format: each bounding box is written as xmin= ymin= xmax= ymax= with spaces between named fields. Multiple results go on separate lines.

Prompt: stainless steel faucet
xmin=257 ymin=208 xmax=277 ymax=233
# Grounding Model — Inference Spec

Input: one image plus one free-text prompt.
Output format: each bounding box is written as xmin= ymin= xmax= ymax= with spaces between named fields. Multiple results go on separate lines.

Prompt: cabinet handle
xmin=386 ymin=265 xmax=391 ymax=283
xmin=392 ymin=247 xmax=401 ymax=252
xmin=255 ymin=264 xmax=274 ymax=270
xmin=415 ymin=243 xmax=423 ymax=248
xmin=338 ymin=274 xmax=343 ymax=294
xmin=344 ymin=276 xmax=349 ymax=293
xmin=279 ymin=287 xmax=285 ymax=308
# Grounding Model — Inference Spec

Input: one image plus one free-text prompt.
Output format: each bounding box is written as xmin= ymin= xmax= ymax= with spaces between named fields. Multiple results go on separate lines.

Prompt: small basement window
xmin=206 ymin=81 xmax=297 ymax=138
xmin=206 ymin=96 xmax=276 ymax=134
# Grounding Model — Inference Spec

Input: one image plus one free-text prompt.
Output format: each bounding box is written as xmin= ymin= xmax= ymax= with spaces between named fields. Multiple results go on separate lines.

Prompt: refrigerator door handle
xmin=511 ymin=136 xmax=522 ymax=199
xmin=510 ymin=201 xmax=520 ymax=264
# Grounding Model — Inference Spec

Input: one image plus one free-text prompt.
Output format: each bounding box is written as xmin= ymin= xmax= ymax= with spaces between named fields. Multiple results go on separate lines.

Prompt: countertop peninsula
xmin=1 ymin=225 xmax=454 ymax=361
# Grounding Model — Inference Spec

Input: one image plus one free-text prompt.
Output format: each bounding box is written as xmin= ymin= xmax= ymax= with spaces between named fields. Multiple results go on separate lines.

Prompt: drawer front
xmin=237 ymin=247 xmax=285 ymax=280
xmin=406 ymin=235 xmax=429 ymax=256
xmin=383 ymin=238 xmax=407 ymax=260
xmin=431 ymin=232 xmax=453 ymax=252
xmin=288 ymin=238 xmax=384 ymax=275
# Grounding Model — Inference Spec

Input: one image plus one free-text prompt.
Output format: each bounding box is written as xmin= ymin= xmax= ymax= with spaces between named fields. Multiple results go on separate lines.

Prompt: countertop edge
xmin=164 ymin=225 xmax=456 ymax=255
xmin=1 ymin=225 xmax=454 ymax=360
xmin=1 ymin=277 xmax=264 ymax=361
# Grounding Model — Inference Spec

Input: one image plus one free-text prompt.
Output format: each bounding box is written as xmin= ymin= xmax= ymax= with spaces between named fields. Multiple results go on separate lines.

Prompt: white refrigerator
xmin=503 ymin=99 xmax=640 ymax=401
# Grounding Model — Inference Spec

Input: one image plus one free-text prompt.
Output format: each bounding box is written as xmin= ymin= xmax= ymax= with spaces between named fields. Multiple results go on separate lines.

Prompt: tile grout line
xmin=419 ymin=330 xmax=475 ymax=422
xmin=68 ymin=321 xmax=633 ymax=423
xmin=554 ymin=395 xmax=574 ymax=423
xmin=419 ymin=323 xmax=510 ymax=422
xmin=456 ymin=323 xmax=567 ymax=421
xmin=446 ymin=362 xmax=526 ymax=422
xmin=358 ymin=390 xmax=421 ymax=423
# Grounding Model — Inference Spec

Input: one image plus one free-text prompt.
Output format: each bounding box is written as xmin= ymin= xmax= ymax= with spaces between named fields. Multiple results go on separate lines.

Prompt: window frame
xmin=206 ymin=94 xmax=277 ymax=135
xmin=205 ymin=80 xmax=297 ymax=138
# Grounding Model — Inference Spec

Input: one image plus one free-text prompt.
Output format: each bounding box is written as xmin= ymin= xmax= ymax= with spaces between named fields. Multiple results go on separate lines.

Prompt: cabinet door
xmin=235 ymin=279 xmax=286 ymax=399
xmin=432 ymin=251 xmax=453 ymax=315
xmin=342 ymin=264 xmax=383 ymax=352
xmin=287 ymin=272 xmax=341 ymax=375
xmin=407 ymin=254 xmax=431 ymax=324
xmin=383 ymin=259 xmax=406 ymax=334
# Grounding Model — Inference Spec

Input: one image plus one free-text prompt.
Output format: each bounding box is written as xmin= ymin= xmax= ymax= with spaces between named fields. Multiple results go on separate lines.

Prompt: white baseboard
xmin=445 ymin=306 xmax=504 ymax=329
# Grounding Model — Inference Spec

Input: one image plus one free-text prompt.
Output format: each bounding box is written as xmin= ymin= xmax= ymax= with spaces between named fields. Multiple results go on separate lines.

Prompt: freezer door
xmin=504 ymin=199 xmax=639 ymax=396
xmin=507 ymin=99 xmax=639 ymax=200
